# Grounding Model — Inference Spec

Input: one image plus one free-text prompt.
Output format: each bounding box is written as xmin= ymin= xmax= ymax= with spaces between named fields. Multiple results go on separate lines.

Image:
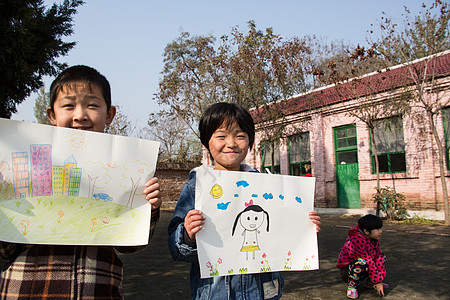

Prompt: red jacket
xmin=337 ymin=225 xmax=386 ymax=283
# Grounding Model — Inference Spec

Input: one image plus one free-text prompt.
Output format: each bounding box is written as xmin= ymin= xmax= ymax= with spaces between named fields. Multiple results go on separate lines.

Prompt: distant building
xmin=244 ymin=51 xmax=450 ymax=215
xmin=30 ymin=144 xmax=52 ymax=196
xmin=12 ymin=152 xmax=30 ymax=198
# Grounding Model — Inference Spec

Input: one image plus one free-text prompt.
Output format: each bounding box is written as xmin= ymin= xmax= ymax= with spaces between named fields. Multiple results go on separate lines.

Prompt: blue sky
xmin=12 ymin=0 xmax=426 ymax=130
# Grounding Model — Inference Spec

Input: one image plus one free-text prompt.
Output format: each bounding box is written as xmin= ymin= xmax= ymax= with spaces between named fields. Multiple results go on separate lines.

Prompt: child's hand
xmin=374 ymin=283 xmax=385 ymax=296
xmin=184 ymin=209 xmax=205 ymax=241
xmin=143 ymin=177 xmax=161 ymax=210
xmin=308 ymin=211 xmax=321 ymax=232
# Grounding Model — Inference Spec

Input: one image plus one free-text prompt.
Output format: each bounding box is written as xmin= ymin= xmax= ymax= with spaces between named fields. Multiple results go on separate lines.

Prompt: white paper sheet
xmin=195 ymin=167 xmax=319 ymax=278
xmin=0 ymin=118 xmax=159 ymax=246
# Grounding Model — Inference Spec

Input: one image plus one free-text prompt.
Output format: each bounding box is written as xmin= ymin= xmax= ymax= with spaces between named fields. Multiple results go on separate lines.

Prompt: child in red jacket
xmin=337 ymin=214 xmax=389 ymax=299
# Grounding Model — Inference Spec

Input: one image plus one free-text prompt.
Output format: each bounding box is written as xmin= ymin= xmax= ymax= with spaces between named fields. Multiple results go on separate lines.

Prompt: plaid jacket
xmin=0 ymin=208 xmax=160 ymax=300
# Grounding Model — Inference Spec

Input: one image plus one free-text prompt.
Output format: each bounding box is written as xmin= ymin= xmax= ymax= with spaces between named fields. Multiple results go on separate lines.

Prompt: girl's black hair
xmin=231 ymin=205 xmax=269 ymax=235
xmin=199 ymin=102 xmax=255 ymax=151
xmin=49 ymin=65 xmax=112 ymax=111
xmin=358 ymin=214 xmax=383 ymax=233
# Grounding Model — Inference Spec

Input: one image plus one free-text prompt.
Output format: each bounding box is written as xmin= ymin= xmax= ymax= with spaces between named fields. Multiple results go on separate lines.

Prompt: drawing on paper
xmin=0 ymin=118 xmax=159 ymax=246
xmin=195 ymin=167 xmax=319 ymax=278
xmin=232 ymin=204 xmax=270 ymax=260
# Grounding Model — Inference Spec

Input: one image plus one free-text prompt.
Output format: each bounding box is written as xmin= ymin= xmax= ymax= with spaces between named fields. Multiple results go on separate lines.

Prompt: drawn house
xmin=240 ymin=51 xmax=450 ymax=218
xmin=30 ymin=145 xmax=52 ymax=196
xmin=52 ymin=166 xmax=64 ymax=195
xmin=12 ymin=152 xmax=30 ymax=198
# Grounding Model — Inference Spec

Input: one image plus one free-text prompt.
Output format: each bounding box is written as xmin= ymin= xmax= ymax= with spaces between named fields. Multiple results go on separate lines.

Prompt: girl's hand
xmin=309 ymin=211 xmax=321 ymax=232
xmin=184 ymin=209 xmax=205 ymax=240
xmin=143 ymin=177 xmax=161 ymax=210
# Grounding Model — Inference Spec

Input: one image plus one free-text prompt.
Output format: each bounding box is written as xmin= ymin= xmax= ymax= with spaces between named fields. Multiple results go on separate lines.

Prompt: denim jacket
xmin=168 ymin=164 xmax=284 ymax=300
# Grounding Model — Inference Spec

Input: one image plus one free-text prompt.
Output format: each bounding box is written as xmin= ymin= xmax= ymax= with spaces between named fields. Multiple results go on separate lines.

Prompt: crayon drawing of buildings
xmin=30 ymin=145 xmax=52 ymax=196
xmin=52 ymin=166 xmax=64 ymax=195
xmin=12 ymin=152 xmax=30 ymax=198
xmin=11 ymin=146 xmax=82 ymax=199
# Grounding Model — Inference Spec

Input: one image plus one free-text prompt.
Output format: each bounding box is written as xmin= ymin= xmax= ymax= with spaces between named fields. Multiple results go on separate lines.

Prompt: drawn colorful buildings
xmin=11 ymin=145 xmax=82 ymax=198
xmin=11 ymin=152 xmax=30 ymax=198
xmin=30 ymin=144 xmax=52 ymax=196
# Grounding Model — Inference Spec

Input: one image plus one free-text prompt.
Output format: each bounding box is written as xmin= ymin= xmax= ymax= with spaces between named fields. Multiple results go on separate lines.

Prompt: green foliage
xmin=0 ymin=0 xmax=84 ymax=118
xmin=33 ymin=86 xmax=51 ymax=125
xmin=372 ymin=186 xmax=410 ymax=220
xmin=155 ymin=21 xmax=315 ymax=140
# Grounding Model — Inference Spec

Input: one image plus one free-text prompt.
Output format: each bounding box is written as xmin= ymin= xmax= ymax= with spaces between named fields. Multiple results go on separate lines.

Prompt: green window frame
xmin=334 ymin=124 xmax=358 ymax=165
xmin=371 ymin=116 xmax=406 ymax=173
xmin=288 ymin=132 xmax=311 ymax=176
xmin=443 ymin=107 xmax=450 ymax=170
xmin=261 ymin=140 xmax=280 ymax=174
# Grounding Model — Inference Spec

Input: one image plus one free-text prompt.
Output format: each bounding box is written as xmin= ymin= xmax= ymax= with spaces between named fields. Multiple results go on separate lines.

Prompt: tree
xmin=143 ymin=110 xmax=201 ymax=163
xmin=155 ymin=21 xmax=315 ymax=143
xmin=33 ymin=86 xmax=51 ymax=125
xmin=314 ymin=46 xmax=408 ymax=215
xmin=105 ymin=105 xmax=135 ymax=136
xmin=0 ymin=0 xmax=84 ymax=118
xmin=372 ymin=0 xmax=450 ymax=224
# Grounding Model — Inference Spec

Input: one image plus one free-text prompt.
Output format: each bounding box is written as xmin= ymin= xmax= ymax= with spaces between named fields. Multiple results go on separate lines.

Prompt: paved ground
xmin=119 ymin=210 xmax=450 ymax=299
xmin=1 ymin=211 xmax=449 ymax=299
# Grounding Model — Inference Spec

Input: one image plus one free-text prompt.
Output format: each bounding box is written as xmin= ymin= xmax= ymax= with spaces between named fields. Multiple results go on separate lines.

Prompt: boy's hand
xmin=184 ymin=209 xmax=205 ymax=240
xmin=143 ymin=177 xmax=161 ymax=210
xmin=374 ymin=283 xmax=385 ymax=296
xmin=308 ymin=211 xmax=321 ymax=232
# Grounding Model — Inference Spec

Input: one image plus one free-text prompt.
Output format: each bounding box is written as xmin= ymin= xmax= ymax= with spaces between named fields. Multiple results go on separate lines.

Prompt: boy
xmin=168 ymin=102 xmax=321 ymax=299
xmin=337 ymin=214 xmax=389 ymax=299
xmin=0 ymin=65 xmax=161 ymax=299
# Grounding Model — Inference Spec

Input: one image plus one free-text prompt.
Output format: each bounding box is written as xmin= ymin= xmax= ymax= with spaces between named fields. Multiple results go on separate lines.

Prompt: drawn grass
xmin=0 ymin=196 xmax=149 ymax=245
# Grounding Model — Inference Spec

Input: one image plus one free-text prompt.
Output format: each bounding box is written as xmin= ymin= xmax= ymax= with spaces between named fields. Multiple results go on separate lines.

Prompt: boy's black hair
xmin=199 ymin=102 xmax=255 ymax=150
xmin=49 ymin=65 xmax=112 ymax=110
xmin=358 ymin=214 xmax=383 ymax=233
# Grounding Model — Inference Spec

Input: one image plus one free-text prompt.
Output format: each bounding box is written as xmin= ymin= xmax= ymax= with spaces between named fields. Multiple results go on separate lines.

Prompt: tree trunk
xmin=369 ymin=126 xmax=382 ymax=216
xmin=427 ymin=111 xmax=450 ymax=224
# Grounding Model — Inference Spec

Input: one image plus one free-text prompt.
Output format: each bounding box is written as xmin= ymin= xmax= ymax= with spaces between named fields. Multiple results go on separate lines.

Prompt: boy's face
xmin=46 ymin=82 xmax=115 ymax=133
xmin=208 ymin=121 xmax=249 ymax=171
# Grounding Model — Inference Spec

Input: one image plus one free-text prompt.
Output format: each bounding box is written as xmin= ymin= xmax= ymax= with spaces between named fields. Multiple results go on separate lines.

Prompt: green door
xmin=334 ymin=125 xmax=360 ymax=208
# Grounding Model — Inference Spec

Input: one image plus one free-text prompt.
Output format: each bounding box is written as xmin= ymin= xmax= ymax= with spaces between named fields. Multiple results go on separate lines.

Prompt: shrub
xmin=372 ymin=186 xmax=409 ymax=220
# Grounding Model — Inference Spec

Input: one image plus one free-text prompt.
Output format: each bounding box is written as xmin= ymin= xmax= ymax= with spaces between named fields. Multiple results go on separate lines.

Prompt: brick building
xmin=244 ymin=50 xmax=450 ymax=218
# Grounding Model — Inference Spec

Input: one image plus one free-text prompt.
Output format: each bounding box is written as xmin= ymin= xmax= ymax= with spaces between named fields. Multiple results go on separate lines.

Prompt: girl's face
xmin=240 ymin=210 xmax=264 ymax=230
xmin=208 ymin=121 xmax=250 ymax=171
xmin=365 ymin=228 xmax=383 ymax=240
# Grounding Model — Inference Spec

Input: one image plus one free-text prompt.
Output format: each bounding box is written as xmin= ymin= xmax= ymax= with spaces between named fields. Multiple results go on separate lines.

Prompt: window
xmin=334 ymin=125 xmax=358 ymax=165
xmin=444 ymin=108 xmax=450 ymax=170
xmin=261 ymin=141 xmax=280 ymax=174
xmin=288 ymin=132 xmax=311 ymax=176
xmin=371 ymin=116 xmax=406 ymax=173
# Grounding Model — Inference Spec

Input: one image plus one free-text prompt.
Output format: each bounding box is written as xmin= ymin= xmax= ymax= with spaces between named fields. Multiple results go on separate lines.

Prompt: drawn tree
xmin=120 ymin=161 xmax=151 ymax=208
xmin=83 ymin=161 xmax=112 ymax=198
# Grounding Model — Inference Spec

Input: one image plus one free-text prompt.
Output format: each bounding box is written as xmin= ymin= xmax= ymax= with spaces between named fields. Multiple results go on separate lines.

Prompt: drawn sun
xmin=69 ymin=132 xmax=86 ymax=149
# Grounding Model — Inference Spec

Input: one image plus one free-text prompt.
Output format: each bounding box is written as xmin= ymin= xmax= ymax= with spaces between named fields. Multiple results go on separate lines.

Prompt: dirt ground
xmin=1 ymin=211 xmax=449 ymax=299
xmin=119 ymin=211 xmax=450 ymax=299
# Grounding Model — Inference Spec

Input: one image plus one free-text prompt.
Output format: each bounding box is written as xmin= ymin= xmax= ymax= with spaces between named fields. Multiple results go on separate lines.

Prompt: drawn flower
xmin=262 ymin=253 xmax=267 ymax=259
xmin=217 ymin=258 xmax=223 ymax=264
xmin=288 ymin=251 xmax=291 ymax=256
